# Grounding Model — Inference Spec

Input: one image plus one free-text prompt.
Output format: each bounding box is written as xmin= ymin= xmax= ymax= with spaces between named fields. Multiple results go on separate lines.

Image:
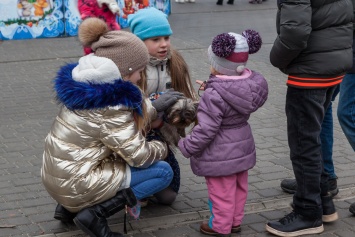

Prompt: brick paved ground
xmin=0 ymin=1 xmax=354 ymax=236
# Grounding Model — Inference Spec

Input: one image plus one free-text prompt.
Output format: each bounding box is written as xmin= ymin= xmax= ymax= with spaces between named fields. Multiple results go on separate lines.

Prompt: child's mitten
xmin=151 ymin=89 xmax=184 ymax=112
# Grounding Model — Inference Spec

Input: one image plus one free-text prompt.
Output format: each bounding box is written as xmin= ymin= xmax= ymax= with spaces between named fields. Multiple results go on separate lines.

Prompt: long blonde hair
xmin=126 ymin=76 xmax=148 ymax=132
xmin=138 ymin=48 xmax=198 ymax=101
xmin=133 ymin=96 xmax=148 ymax=132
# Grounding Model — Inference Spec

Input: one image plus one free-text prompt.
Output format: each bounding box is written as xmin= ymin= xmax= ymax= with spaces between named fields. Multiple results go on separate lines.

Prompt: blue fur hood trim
xmin=54 ymin=63 xmax=143 ymax=115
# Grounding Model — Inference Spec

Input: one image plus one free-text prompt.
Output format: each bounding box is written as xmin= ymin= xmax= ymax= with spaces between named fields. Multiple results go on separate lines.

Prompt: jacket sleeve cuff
xmin=178 ymin=139 xmax=191 ymax=158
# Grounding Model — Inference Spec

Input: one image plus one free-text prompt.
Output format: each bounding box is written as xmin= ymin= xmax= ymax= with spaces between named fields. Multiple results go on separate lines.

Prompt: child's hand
xmin=196 ymin=80 xmax=206 ymax=91
xmin=97 ymin=0 xmax=120 ymax=14
xmin=178 ymin=138 xmax=190 ymax=159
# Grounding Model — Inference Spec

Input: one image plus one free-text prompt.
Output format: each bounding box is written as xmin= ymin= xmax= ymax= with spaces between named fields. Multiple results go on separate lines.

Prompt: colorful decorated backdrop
xmin=117 ymin=0 xmax=171 ymax=28
xmin=0 ymin=0 xmax=170 ymax=40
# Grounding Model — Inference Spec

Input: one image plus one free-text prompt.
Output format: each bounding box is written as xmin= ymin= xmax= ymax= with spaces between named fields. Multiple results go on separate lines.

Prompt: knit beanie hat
xmin=208 ymin=30 xmax=262 ymax=76
xmin=78 ymin=17 xmax=149 ymax=78
xmin=128 ymin=8 xmax=172 ymax=40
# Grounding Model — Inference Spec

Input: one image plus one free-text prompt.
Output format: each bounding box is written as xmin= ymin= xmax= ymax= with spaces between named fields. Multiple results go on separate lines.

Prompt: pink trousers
xmin=205 ymin=171 xmax=248 ymax=234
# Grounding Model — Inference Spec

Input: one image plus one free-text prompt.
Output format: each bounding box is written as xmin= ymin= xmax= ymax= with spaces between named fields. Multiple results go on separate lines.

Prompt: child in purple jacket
xmin=178 ymin=31 xmax=268 ymax=236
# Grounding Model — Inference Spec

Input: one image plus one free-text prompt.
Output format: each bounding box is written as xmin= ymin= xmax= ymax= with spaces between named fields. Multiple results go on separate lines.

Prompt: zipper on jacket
xmin=155 ymin=66 xmax=160 ymax=93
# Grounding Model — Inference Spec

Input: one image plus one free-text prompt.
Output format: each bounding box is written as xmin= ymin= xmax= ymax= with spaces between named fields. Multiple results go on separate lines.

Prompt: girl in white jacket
xmin=128 ymin=7 xmax=197 ymax=205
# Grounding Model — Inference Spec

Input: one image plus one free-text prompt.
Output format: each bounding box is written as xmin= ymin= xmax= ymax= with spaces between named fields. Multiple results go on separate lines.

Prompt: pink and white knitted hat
xmin=208 ymin=30 xmax=262 ymax=75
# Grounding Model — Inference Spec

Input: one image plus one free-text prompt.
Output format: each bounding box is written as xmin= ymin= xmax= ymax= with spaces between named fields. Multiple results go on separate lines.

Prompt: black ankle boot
xmin=73 ymin=188 xmax=137 ymax=237
xmin=227 ymin=0 xmax=234 ymax=4
xmin=321 ymin=195 xmax=338 ymax=222
xmin=54 ymin=204 xmax=76 ymax=222
xmin=216 ymin=0 xmax=223 ymax=5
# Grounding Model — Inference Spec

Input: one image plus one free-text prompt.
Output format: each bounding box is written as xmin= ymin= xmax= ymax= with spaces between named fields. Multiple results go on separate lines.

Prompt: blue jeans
xmin=286 ymin=86 xmax=336 ymax=219
xmin=321 ymin=85 xmax=339 ymax=180
xmin=129 ymin=161 xmax=173 ymax=200
xmin=338 ymin=74 xmax=355 ymax=151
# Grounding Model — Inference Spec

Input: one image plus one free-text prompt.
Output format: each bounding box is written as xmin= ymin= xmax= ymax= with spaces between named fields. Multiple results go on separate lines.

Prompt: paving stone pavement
xmin=1 ymin=0 xmax=355 ymax=236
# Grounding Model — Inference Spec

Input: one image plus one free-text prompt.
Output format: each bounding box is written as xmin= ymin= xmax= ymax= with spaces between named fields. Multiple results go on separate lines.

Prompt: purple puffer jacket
xmin=178 ymin=71 xmax=268 ymax=177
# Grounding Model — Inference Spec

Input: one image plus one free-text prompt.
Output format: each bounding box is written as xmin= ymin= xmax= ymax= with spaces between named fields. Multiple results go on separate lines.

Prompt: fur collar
xmin=148 ymin=51 xmax=171 ymax=67
xmin=54 ymin=63 xmax=143 ymax=115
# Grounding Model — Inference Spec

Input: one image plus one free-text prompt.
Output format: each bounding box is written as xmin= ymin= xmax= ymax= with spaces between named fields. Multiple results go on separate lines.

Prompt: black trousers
xmin=286 ymin=86 xmax=337 ymax=218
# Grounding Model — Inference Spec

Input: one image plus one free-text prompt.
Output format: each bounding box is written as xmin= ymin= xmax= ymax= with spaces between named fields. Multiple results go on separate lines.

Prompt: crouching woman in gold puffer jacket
xmin=41 ymin=18 xmax=182 ymax=237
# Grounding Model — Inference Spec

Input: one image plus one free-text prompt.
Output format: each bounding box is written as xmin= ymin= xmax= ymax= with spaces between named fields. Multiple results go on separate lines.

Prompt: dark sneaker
xmin=280 ymin=178 xmax=338 ymax=197
xmin=350 ymin=202 xmax=355 ymax=215
xmin=290 ymin=195 xmax=338 ymax=223
xmin=321 ymin=195 xmax=338 ymax=222
xmin=280 ymin=179 xmax=297 ymax=194
xmin=266 ymin=211 xmax=323 ymax=236
xmin=328 ymin=178 xmax=339 ymax=197
xmin=200 ymin=221 xmax=231 ymax=236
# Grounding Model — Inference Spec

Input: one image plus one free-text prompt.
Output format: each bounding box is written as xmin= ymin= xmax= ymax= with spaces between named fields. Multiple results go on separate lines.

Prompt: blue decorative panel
xmin=0 ymin=0 xmax=170 ymax=39
xmin=0 ymin=0 xmax=65 ymax=40
xmin=63 ymin=0 xmax=81 ymax=36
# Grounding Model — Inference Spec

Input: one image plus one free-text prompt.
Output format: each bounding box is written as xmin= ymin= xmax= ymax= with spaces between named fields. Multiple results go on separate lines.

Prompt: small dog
xmin=160 ymin=98 xmax=198 ymax=147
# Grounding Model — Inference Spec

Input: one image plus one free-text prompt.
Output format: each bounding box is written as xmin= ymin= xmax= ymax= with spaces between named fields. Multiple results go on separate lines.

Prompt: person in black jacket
xmin=337 ymin=0 xmax=355 ymax=217
xmin=266 ymin=0 xmax=353 ymax=236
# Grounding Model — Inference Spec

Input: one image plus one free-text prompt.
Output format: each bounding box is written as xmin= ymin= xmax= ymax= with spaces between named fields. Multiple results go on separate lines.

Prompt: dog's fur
xmin=160 ymin=98 xmax=198 ymax=148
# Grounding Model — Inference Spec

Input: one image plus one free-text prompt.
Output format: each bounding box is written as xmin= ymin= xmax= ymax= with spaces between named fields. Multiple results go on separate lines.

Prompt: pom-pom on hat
xmin=78 ymin=17 xmax=149 ymax=78
xmin=208 ymin=30 xmax=262 ymax=76
xmin=128 ymin=7 xmax=172 ymax=40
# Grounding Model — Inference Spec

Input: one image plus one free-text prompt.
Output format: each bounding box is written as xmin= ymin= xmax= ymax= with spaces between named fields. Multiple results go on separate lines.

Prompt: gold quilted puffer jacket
xmin=41 ymin=58 xmax=168 ymax=213
xmin=42 ymin=104 xmax=167 ymax=213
